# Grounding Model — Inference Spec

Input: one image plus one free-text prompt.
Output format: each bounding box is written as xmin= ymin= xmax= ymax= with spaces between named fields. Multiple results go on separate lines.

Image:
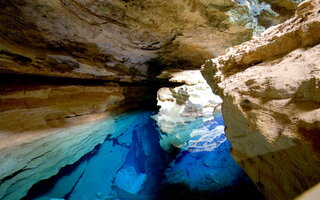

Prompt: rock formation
xmin=201 ymin=0 xmax=320 ymax=199
xmin=21 ymin=111 xmax=167 ymax=200
xmin=0 ymin=0 xmax=302 ymax=82
xmin=0 ymin=0 xmax=312 ymax=199
xmin=0 ymin=75 xmax=155 ymax=200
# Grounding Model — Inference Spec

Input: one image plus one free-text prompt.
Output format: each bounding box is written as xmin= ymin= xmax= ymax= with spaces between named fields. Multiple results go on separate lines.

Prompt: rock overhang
xmin=0 ymin=0 xmax=303 ymax=82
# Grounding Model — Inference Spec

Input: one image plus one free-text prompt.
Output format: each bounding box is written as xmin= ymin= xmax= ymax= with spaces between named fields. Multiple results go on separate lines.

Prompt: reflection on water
xmin=22 ymin=111 xmax=263 ymax=200
xmin=160 ymin=114 xmax=264 ymax=199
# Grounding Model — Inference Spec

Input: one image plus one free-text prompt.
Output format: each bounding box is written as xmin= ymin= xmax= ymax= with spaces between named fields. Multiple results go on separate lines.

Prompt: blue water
xmin=164 ymin=115 xmax=244 ymax=190
xmin=159 ymin=114 xmax=263 ymax=199
xmin=22 ymin=110 xmax=263 ymax=200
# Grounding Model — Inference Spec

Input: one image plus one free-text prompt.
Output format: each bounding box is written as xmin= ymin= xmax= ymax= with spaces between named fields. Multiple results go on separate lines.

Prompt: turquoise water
xmin=22 ymin=110 xmax=263 ymax=200
xmin=159 ymin=114 xmax=263 ymax=199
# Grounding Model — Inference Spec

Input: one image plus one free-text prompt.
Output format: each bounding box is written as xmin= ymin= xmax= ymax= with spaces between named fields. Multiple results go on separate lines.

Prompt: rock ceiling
xmin=0 ymin=0 xmax=302 ymax=82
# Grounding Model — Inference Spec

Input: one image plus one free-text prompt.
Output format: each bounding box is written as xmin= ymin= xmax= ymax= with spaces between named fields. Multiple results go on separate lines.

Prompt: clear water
xmin=159 ymin=114 xmax=263 ymax=199
xmin=22 ymin=110 xmax=263 ymax=200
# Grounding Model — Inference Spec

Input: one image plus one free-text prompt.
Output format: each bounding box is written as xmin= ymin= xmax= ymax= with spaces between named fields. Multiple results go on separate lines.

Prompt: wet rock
xmin=0 ymin=78 xmax=155 ymax=200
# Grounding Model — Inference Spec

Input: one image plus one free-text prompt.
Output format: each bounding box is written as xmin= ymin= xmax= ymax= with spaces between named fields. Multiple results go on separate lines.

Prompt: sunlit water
xmin=22 ymin=110 xmax=263 ymax=200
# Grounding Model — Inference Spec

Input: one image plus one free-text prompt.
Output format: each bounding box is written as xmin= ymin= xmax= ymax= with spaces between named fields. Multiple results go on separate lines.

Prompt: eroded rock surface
xmin=201 ymin=0 xmax=320 ymax=199
xmin=0 ymin=0 xmax=302 ymax=81
xmin=0 ymin=76 xmax=154 ymax=200
xmin=0 ymin=0 xmax=310 ymax=199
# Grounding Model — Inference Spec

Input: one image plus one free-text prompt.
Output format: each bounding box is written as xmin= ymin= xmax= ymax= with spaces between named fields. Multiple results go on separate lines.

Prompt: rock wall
xmin=0 ymin=0 xmax=301 ymax=81
xmin=201 ymin=0 xmax=320 ymax=199
xmin=0 ymin=77 xmax=154 ymax=200
xmin=0 ymin=0 xmax=311 ymax=199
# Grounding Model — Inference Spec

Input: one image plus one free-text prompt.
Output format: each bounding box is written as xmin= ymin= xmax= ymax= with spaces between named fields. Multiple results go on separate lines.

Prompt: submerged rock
xmin=201 ymin=0 xmax=320 ymax=199
xmin=21 ymin=111 xmax=167 ymax=200
xmin=160 ymin=114 xmax=264 ymax=200
xmin=0 ymin=0 xmax=311 ymax=199
xmin=0 ymin=78 xmax=155 ymax=200
xmin=164 ymin=115 xmax=241 ymax=190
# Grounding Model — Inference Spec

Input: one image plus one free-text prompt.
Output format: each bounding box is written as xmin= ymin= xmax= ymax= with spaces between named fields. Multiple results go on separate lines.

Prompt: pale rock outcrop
xmin=0 ymin=114 xmax=113 ymax=200
xmin=0 ymin=0 xmax=302 ymax=81
xmin=154 ymin=70 xmax=222 ymax=151
xmin=0 ymin=81 xmax=153 ymax=200
xmin=296 ymin=183 xmax=320 ymax=200
xmin=201 ymin=0 xmax=320 ymax=199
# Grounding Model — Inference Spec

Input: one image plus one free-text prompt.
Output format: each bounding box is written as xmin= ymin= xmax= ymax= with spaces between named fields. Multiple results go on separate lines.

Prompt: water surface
xmin=22 ymin=111 xmax=263 ymax=200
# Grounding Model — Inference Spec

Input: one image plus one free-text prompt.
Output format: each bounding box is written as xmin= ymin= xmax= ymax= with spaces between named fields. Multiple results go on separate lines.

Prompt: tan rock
xmin=0 ymin=0 xmax=311 ymax=199
xmin=201 ymin=0 xmax=320 ymax=199
xmin=296 ymin=183 xmax=320 ymax=200
xmin=0 ymin=0 xmax=301 ymax=81
xmin=0 ymin=81 xmax=153 ymax=200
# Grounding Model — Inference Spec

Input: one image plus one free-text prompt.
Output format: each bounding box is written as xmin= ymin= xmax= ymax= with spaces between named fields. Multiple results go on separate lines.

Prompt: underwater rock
xmin=164 ymin=115 xmax=244 ymax=191
xmin=201 ymin=0 xmax=320 ymax=199
xmin=22 ymin=111 xmax=264 ymax=200
xmin=0 ymin=114 xmax=114 ymax=200
xmin=21 ymin=111 xmax=166 ymax=200
xmin=161 ymin=114 xmax=264 ymax=200
xmin=0 ymin=81 xmax=154 ymax=200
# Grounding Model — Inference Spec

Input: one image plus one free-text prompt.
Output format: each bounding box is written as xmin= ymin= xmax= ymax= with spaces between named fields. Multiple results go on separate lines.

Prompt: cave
xmin=0 ymin=0 xmax=320 ymax=200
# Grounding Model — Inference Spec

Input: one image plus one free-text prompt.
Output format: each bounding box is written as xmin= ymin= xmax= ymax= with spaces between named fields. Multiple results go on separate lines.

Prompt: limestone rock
xmin=0 ymin=79 xmax=154 ymax=200
xmin=296 ymin=183 xmax=320 ymax=200
xmin=0 ymin=0 xmax=311 ymax=199
xmin=0 ymin=0 xmax=302 ymax=81
xmin=201 ymin=0 xmax=320 ymax=199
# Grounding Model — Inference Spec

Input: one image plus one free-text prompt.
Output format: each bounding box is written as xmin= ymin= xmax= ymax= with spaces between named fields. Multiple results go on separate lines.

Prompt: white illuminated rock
xmin=154 ymin=70 xmax=222 ymax=151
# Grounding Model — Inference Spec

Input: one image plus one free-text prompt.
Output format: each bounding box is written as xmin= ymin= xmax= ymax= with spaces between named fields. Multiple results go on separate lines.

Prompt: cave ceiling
xmin=0 ymin=0 xmax=303 ymax=82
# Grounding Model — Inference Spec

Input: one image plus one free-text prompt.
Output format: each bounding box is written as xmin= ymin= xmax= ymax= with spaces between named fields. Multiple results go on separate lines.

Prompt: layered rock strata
xmin=0 ymin=77 xmax=154 ymax=200
xmin=201 ymin=0 xmax=320 ymax=199
xmin=0 ymin=0 xmax=311 ymax=199
xmin=0 ymin=0 xmax=302 ymax=81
